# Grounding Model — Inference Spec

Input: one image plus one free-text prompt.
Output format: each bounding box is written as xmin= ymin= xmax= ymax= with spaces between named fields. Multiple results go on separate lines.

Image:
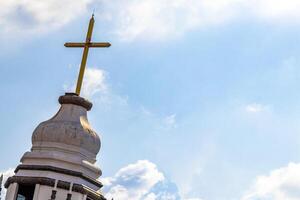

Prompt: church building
xmin=3 ymin=15 xmax=110 ymax=200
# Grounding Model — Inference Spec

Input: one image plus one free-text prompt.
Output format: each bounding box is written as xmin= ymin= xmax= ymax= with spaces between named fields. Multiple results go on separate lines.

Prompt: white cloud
xmin=81 ymin=68 xmax=108 ymax=99
xmin=245 ymin=103 xmax=268 ymax=113
xmin=144 ymin=193 xmax=157 ymax=200
xmin=64 ymin=67 xmax=108 ymax=100
xmin=103 ymin=160 xmax=165 ymax=200
xmin=0 ymin=0 xmax=92 ymax=35
xmin=0 ymin=168 xmax=15 ymax=199
xmin=102 ymin=160 xmax=203 ymax=200
xmin=249 ymin=0 xmax=300 ymax=23
xmin=99 ymin=0 xmax=300 ymax=41
xmin=242 ymin=162 xmax=300 ymax=200
xmin=100 ymin=0 xmax=242 ymax=41
xmin=162 ymin=114 xmax=177 ymax=130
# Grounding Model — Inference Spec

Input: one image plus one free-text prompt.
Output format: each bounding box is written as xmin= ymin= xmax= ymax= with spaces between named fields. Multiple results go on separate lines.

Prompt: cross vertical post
xmin=65 ymin=15 xmax=111 ymax=96
xmin=76 ymin=15 xmax=94 ymax=95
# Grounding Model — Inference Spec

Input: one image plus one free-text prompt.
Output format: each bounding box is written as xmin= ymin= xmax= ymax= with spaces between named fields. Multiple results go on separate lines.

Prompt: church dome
xmin=31 ymin=93 xmax=101 ymax=159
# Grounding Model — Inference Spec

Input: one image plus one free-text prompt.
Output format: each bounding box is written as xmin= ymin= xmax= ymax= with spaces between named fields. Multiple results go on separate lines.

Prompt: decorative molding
xmin=57 ymin=180 xmax=71 ymax=191
xmin=5 ymin=176 xmax=55 ymax=188
xmin=59 ymin=93 xmax=92 ymax=111
xmin=73 ymin=184 xmax=106 ymax=200
xmin=15 ymin=165 xmax=103 ymax=188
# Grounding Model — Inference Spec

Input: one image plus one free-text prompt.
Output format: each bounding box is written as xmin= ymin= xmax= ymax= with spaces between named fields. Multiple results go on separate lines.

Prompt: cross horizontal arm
xmin=64 ymin=42 xmax=111 ymax=48
xmin=64 ymin=43 xmax=85 ymax=47
xmin=89 ymin=42 xmax=111 ymax=47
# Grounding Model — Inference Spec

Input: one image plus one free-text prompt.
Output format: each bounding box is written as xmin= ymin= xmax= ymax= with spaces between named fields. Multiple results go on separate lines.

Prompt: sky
xmin=1 ymin=0 xmax=300 ymax=199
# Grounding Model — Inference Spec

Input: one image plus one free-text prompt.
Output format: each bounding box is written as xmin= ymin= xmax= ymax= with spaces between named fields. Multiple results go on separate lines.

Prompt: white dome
xmin=32 ymin=93 xmax=101 ymax=158
xmin=20 ymin=93 xmax=102 ymax=178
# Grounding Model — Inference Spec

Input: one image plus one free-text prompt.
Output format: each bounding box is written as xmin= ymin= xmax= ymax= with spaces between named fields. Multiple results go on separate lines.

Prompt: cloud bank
xmin=0 ymin=0 xmax=92 ymax=35
xmin=100 ymin=0 xmax=300 ymax=41
xmin=100 ymin=0 xmax=242 ymax=41
xmin=102 ymin=161 xmax=300 ymax=200
xmin=2 ymin=0 xmax=300 ymax=41
xmin=242 ymin=163 xmax=300 ymax=200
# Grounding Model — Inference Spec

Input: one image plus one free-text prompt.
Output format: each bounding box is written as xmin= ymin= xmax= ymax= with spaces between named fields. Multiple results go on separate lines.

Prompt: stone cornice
xmin=5 ymin=176 xmax=55 ymax=188
xmin=5 ymin=176 xmax=106 ymax=200
xmin=15 ymin=165 xmax=103 ymax=188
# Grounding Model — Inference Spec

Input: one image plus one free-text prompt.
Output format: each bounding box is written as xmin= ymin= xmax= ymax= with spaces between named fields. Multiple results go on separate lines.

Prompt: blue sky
xmin=2 ymin=0 xmax=300 ymax=199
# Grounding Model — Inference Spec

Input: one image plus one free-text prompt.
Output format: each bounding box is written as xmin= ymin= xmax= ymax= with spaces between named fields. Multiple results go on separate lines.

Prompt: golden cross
xmin=65 ymin=15 xmax=111 ymax=95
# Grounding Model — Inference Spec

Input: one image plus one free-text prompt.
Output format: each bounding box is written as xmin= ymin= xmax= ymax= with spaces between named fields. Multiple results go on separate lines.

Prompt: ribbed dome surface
xmin=32 ymin=93 xmax=101 ymax=158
